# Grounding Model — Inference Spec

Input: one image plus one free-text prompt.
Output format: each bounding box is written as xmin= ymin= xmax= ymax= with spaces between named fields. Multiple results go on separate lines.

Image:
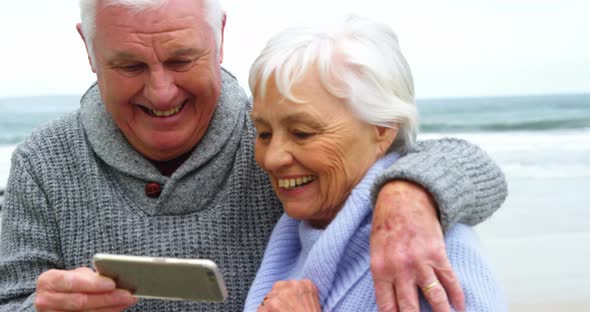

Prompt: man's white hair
xmin=249 ymin=16 xmax=418 ymax=153
xmin=79 ymin=0 xmax=224 ymax=64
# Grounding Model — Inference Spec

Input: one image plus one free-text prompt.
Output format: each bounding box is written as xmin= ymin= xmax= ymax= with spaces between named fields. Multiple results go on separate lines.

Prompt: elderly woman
xmin=243 ymin=16 xmax=506 ymax=312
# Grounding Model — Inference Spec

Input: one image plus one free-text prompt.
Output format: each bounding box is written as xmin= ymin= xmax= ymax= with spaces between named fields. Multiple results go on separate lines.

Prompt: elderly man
xmin=0 ymin=0 xmax=506 ymax=311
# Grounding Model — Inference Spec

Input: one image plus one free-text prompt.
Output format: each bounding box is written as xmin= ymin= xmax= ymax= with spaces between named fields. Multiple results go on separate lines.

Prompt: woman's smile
xmin=276 ymin=175 xmax=316 ymax=189
xmin=251 ymin=69 xmax=383 ymax=225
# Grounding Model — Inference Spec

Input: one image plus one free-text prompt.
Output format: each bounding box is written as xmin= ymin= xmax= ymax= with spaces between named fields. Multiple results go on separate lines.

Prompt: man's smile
xmin=138 ymin=100 xmax=188 ymax=117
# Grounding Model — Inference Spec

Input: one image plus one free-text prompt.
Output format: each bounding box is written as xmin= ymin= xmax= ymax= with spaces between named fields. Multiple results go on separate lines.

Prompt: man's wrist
xmin=376 ymin=180 xmax=440 ymax=222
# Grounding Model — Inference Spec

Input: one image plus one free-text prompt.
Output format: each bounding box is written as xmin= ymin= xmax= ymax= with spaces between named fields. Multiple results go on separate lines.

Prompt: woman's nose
xmin=263 ymin=139 xmax=294 ymax=170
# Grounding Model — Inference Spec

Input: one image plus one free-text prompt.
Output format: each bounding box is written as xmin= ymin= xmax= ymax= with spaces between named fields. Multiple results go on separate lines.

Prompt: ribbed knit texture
xmin=286 ymin=223 xmax=324 ymax=279
xmin=372 ymin=138 xmax=508 ymax=232
xmin=244 ymin=153 xmax=507 ymax=312
xmin=244 ymin=155 xmax=396 ymax=311
xmin=0 ymin=70 xmax=283 ymax=311
xmin=0 ymin=69 xmax=507 ymax=311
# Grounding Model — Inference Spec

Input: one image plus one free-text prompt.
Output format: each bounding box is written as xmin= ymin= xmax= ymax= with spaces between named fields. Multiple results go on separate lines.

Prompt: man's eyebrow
xmin=170 ymin=48 xmax=200 ymax=57
xmin=107 ymin=48 xmax=199 ymax=63
xmin=111 ymin=51 xmax=138 ymax=61
xmin=106 ymin=51 xmax=141 ymax=66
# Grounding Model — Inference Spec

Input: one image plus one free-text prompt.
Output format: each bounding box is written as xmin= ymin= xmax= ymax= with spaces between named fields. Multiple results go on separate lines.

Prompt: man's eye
xmin=166 ymin=60 xmax=194 ymax=72
xmin=117 ymin=64 xmax=145 ymax=75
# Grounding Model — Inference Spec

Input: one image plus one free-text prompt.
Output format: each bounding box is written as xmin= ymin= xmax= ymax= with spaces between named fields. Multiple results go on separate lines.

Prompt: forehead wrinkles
xmin=95 ymin=0 xmax=209 ymax=35
xmin=97 ymin=11 xmax=204 ymax=36
xmin=97 ymin=19 xmax=210 ymax=62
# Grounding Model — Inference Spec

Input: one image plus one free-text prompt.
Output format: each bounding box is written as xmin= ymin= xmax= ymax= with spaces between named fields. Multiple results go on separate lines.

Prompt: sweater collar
xmin=244 ymin=153 xmax=400 ymax=310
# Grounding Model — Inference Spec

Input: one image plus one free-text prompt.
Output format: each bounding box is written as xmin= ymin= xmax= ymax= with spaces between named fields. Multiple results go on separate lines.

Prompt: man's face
xmin=85 ymin=0 xmax=224 ymax=161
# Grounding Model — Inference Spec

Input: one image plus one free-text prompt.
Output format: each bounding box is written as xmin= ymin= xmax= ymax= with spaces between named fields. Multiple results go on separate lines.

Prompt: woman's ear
xmin=374 ymin=125 xmax=398 ymax=156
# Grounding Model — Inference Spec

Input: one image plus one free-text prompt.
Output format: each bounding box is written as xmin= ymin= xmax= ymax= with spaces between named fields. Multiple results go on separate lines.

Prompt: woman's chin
xmin=283 ymin=206 xmax=308 ymax=220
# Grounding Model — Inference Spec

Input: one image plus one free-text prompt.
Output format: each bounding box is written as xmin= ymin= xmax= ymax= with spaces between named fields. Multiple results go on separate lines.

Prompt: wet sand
xmin=476 ymin=176 xmax=590 ymax=310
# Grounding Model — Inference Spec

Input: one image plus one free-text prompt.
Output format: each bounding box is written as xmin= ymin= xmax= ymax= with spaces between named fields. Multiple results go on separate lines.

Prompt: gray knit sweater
xmin=0 ymin=69 xmax=506 ymax=311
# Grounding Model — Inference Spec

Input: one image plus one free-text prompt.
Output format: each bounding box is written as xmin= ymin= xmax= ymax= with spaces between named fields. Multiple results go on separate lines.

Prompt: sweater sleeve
xmin=0 ymin=149 xmax=64 ymax=311
xmin=371 ymin=138 xmax=507 ymax=232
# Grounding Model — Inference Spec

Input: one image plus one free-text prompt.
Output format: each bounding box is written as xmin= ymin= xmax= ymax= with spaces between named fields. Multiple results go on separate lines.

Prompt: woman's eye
xmin=257 ymin=132 xmax=272 ymax=140
xmin=292 ymin=130 xmax=313 ymax=139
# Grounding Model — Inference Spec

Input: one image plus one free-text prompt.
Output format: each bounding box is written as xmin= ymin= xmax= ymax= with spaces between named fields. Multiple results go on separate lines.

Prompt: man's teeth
xmin=278 ymin=176 xmax=315 ymax=189
xmin=150 ymin=106 xmax=182 ymax=117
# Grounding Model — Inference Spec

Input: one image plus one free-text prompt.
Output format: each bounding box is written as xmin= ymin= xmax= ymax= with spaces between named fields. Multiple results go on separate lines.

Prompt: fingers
xmin=418 ymin=266 xmax=450 ymax=312
xmin=435 ymin=265 xmax=465 ymax=311
xmin=374 ymin=281 xmax=398 ymax=312
xmin=85 ymin=306 xmax=137 ymax=312
xmin=38 ymin=268 xmax=116 ymax=293
xmin=258 ymin=280 xmax=321 ymax=312
xmin=300 ymin=279 xmax=321 ymax=310
xmin=44 ymin=306 xmax=134 ymax=312
xmin=372 ymin=180 xmax=462 ymax=312
xmin=370 ymin=220 xmax=398 ymax=312
xmin=35 ymin=289 xmax=137 ymax=311
xmin=35 ymin=268 xmax=137 ymax=312
xmin=394 ymin=276 xmax=420 ymax=312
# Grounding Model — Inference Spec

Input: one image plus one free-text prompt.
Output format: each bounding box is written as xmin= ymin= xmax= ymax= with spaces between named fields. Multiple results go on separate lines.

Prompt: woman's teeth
xmin=278 ymin=176 xmax=315 ymax=189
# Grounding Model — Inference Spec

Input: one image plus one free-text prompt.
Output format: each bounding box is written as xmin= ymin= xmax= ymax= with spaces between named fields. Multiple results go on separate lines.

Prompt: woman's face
xmin=251 ymin=70 xmax=387 ymax=227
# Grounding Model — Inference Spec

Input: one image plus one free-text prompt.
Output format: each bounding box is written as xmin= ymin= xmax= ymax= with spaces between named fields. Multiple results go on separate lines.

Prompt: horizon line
xmin=1 ymin=91 xmax=590 ymax=102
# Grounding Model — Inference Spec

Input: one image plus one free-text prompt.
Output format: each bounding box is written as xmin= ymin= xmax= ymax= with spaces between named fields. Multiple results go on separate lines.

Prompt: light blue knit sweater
xmin=244 ymin=154 xmax=507 ymax=312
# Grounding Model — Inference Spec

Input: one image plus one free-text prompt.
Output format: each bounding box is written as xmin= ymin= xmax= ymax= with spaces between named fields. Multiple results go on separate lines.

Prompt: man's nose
xmin=144 ymin=67 xmax=178 ymax=107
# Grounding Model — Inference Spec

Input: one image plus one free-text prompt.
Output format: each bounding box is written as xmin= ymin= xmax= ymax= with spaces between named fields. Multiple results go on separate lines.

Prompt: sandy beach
xmin=511 ymin=302 xmax=590 ymax=312
xmin=476 ymin=176 xmax=590 ymax=311
xmin=466 ymin=130 xmax=590 ymax=311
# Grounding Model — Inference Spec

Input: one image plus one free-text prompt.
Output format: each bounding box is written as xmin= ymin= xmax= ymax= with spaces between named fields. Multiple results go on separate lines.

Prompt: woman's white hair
xmin=249 ymin=16 xmax=417 ymax=153
xmin=79 ymin=0 xmax=224 ymax=64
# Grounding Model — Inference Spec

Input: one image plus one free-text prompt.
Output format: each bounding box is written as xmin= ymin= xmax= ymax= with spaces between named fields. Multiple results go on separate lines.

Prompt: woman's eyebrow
xmin=250 ymin=111 xmax=325 ymax=129
xmin=250 ymin=114 xmax=269 ymax=126
xmin=282 ymin=112 xmax=324 ymax=129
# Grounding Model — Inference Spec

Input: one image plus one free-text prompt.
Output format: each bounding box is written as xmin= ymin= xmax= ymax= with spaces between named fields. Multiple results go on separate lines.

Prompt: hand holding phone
xmin=35 ymin=267 xmax=137 ymax=312
xmin=92 ymin=253 xmax=228 ymax=302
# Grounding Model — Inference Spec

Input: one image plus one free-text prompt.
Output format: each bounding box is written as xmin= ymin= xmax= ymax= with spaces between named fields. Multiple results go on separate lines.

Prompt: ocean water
xmin=1 ymin=93 xmax=589 ymax=189
xmin=1 ymin=93 xmax=589 ymax=147
xmin=418 ymin=94 xmax=590 ymax=132
xmin=0 ymin=96 xmax=80 ymax=146
xmin=1 ymin=93 xmax=590 ymax=305
xmin=1 ymin=93 xmax=588 ymax=186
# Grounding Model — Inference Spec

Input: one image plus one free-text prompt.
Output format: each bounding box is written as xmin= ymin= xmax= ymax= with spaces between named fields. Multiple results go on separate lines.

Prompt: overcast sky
xmin=0 ymin=0 xmax=588 ymax=99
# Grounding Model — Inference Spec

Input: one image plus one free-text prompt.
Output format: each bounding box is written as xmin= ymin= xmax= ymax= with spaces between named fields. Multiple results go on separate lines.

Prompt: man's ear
xmin=218 ymin=13 xmax=227 ymax=64
xmin=374 ymin=125 xmax=398 ymax=156
xmin=76 ymin=23 xmax=97 ymax=73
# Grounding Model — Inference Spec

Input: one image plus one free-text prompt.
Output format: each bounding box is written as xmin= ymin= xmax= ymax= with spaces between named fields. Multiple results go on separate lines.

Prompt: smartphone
xmin=92 ymin=253 xmax=228 ymax=302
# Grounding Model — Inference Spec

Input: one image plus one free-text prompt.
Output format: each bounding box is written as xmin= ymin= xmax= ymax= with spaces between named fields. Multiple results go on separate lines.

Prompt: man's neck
xmin=149 ymin=150 xmax=193 ymax=177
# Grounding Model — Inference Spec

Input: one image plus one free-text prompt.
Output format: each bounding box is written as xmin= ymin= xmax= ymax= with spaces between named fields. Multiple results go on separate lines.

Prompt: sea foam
xmin=422 ymin=130 xmax=590 ymax=178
